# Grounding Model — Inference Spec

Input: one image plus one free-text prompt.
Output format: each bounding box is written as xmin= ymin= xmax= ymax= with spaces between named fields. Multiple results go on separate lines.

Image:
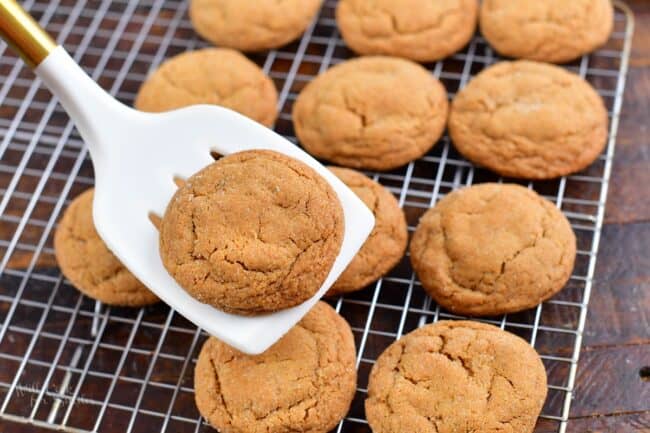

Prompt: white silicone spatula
xmin=0 ymin=0 xmax=374 ymax=353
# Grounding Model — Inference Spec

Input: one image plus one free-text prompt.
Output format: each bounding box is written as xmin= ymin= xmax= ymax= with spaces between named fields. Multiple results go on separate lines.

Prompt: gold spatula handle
xmin=0 ymin=0 xmax=56 ymax=67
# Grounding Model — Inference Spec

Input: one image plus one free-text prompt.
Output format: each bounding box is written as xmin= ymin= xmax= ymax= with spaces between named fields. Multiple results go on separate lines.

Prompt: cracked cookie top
xmin=159 ymin=150 xmax=344 ymax=315
xmin=135 ymin=48 xmax=278 ymax=127
xmin=449 ymin=61 xmax=609 ymax=179
xmin=194 ymin=301 xmax=356 ymax=433
xmin=336 ymin=0 xmax=478 ymax=62
xmin=366 ymin=320 xmax=547 ymax=433
xmin=54 ymin=189 xmax=159 ymax=307
xmin=480 ymin=0 xmax=614 ymax=64
xmin=189 ymin=0 xmax=323 ymax=52
xmin=293 ymin=56 xmax=449 ymax=171
xmin=410 ymin=183 xmax=576 ymax=316
xmin=327 ymin=167 xmax=407 ymax=296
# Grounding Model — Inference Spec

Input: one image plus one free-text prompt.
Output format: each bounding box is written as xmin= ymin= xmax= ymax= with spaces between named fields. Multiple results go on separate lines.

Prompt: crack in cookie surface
xmin=336 ymin=0 xmax=478 ymax=62
xmin=293 ymin=56 xmax=448 ymax=171
xmin=194 ymin=302 xmax=357 ymax=433
xmin=54 ymin=189 xmax=158 ymax=306
xmin=480 ymin=0 xmax=613 ymax=63
xmin=189 ymin=0 xmax=323 ymax=52
xmin=449 ymin=60 xmax=608 ymax=179
xmin=410 ymin=183 xmax=576 ymax=316
xmin=326 ymin=167 xmax=407 ymax=295
xmin=134 ymin=48 xmax=278 ymax=127
xmin=159 ymin=150 xmax=344 ymax=315
xmin=365 ymin=321 xmax=547 ymax=433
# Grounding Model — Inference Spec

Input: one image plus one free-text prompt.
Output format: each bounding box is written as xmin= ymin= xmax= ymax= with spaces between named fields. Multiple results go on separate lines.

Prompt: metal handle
xmin=0 ymin=0 xmax=56 ymax=68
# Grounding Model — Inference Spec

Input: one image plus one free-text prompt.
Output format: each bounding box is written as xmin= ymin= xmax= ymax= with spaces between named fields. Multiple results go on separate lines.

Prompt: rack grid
xmin=0 ymin=1 xmax=633 ymax=432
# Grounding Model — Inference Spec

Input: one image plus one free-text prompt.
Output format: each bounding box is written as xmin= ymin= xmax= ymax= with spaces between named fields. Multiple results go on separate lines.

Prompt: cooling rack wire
xmin=0 ymin=1 xmax=634 ymax=432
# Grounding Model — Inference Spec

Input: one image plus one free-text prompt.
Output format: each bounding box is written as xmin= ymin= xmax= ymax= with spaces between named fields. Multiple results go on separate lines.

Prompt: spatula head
xmin=90 ymin=105 xmax=375 ymax=354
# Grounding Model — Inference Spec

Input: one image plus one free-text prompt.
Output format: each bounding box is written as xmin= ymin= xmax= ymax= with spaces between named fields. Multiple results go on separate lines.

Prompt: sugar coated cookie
xmin=159 ymin=150 xmax=344 ymax=315
xmin=449 ymin=61 xmax=608 ymax=179
xmin=190 ymin=0 xmax=323 ymax=51
xmin=337 ymin=0 xmax=479 ymax=62
xmin=366 ymin=320 xmax=547 ymax=433
xmin=54 ymin=189 xmax=158 ymax=306
xmin=194 ymin=301 xmax=356 ymax=433
xmin=327 ymin=167 xmax=407 ymax=295
xmin=480 ymin=0 xmax=614 ymax=63
xmin=410 ymin=183 xmax=576 ymax=316
xmin=135 ymin=48 xmax=278 ymax=127
xmin=293 ymin=56 xmax=448 ymax=171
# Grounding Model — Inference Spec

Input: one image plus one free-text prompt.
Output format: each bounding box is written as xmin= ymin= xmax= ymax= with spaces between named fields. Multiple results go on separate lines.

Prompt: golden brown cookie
xmin=366 ymin=320 xmax=547 ymax=433
xmin=336 ymin=0 xmax=479 ymax=62
xmin=189 ymin=0 xmax=323 ymax=52
xmin=293 ymin=57 xmax=448 ymax=171
xmin=194 ymin=301 xmax=357 ymax=433
xmin=410 ymin=183 xmax=576 ymax=316
xmin=159 ymin=150 xmax=344 ymax=315
xmin=327 ymin=167 xmax=407 ymax=296
xmin=135 ymin=48 xmax=278 ymax=127
xmin=449 ymin=61 xmax=609 ymax=179
xmin=54 ymin=189 xmax=158 ymax=307
xmin=480 ymin=0 xmax=614 ymax=64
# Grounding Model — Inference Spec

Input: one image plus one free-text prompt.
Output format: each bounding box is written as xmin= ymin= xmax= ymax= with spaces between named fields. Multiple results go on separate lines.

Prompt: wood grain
xmin=586 ymin=223 xmax=650 ymax=347
xmin=575 ymin=2 xmax=650 ymax=429
xmin=571 ymin=345 xmax=650 ymax=417
xmin=606 ymin=1 xmax=650 ymax=225
xmin=0 ymin=1 xmax=648 ymax=432
xmin=567 ymin=413 xmax=650 ymax=433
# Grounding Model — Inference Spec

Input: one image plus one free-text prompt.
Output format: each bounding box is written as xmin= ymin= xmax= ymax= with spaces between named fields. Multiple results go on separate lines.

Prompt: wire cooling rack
xmin=0 ymin=1 xmax=633 ymax=432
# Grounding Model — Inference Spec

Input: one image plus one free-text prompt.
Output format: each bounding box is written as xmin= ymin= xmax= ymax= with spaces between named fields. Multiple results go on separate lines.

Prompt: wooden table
xmin=0 ymin=2 xmax=648 ymax=432
xmin=563 ymin=1 xmax=650 ymax=431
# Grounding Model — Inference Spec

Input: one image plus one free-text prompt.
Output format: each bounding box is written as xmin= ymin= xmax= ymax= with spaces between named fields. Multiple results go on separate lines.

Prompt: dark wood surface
xmin=0 ymin=2 xmax=649 ymax=433
xmin=569 ymin=1 xmax=650 ymax=431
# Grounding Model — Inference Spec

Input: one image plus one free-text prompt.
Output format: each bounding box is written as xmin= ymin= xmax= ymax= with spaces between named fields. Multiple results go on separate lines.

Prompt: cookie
xmin=336 ymin=0 xmax=479 ymax=62
xmin=159 ymin=150 xmax=344 ymax=315
xmin=54 ymin=189 xmax=158 ymax=307
xmin=327 ymin=167 xmax=407 ymax=295
xmin=194 ymin=301 xmax=356 ymax=433
xmin=135 ymin=48 xmax=278 ymax=127
xmin=293 ymin=57 xmax=448 ymax=171
xmin=189 ymin=0 xmax=323 ymax=52
xmin=480 ymin=0 xmax=614 ymax=64
xmin=409 ymin=183 xmax=576 ymax=316
xmin=449 ymin=60 xmax=609 ymax=179
xmin=366 ymin=320 xmax=547 ymax=433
